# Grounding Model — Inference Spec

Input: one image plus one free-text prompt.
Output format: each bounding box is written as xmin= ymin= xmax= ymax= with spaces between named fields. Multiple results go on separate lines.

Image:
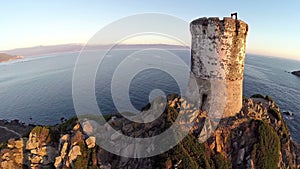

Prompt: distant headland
xmin=0 ymin=44 xmax=189 ymax=57
xmin=0 ymin=53 xmax=24 ymax=63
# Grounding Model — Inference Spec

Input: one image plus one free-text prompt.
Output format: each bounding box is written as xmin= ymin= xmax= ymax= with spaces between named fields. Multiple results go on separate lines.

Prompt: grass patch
xmin=154 ymin=134 xmax=230 ymax=169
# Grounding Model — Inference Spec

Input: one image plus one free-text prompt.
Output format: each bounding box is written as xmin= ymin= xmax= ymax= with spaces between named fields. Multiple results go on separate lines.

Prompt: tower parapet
xmin=190 ymin=16 xmax=248 ymax=117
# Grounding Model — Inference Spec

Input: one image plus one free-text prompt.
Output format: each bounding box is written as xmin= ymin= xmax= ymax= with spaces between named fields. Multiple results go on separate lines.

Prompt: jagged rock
xmin=209 ymin=140 xmax=216 ymax=150
xmin=68 ymin=145 xmax=81 ymax=163
xmin=42 ymin=146 xmax=57 ymax=164
xmin=215 ymin=130 xmax=223 ymax=153
xmin=61 ymin=142 xmax=68 ymax=158
xmin=14 ymin=154 xmax=23 ymax=165
xmin=7 ymin=139 xmax=15 ymax=149
xmin=111 ymin=131 xmax=122 ymax=141
xmin=100 ymin=164 xmax=112 ymax=169
xmin=60 ymin=134 xmax=69 ymax=142
xmin=1 ymin=161 xmax=12 ymax=169
xmin=122 ymin=123 xmax=134 ymax=133
xmin=122 ymin=143 xmax=135 ymax=157
xmin=85 ymin=136 xmax=96 ymax=149
xmin=14 ymin=139 xmax=24 ymax=149
xmin=73 ymin=123 xmax=80 ymax=131
xmin=247 ymin=158 xmax=255 ymax=169
xmin=26 ymin=126 xmax=51 ymax=150
xmin=30 ymin=146 xmax=47 ymax=156
xmin=29 ymin=155 xmax=43 ymax=164
xmin=189 ymin=110 xmax=199 ymax=123
xmin=71 ymin=131 xmax=83 ymax=146
xmin=237 ymin=148 xmax=245 ymax=165
xmin=2 ymin=152 xmax=10 ymax=160
xmin=82 ymin=120 xmax=97 ymax=135
xmin=181 ymin=100 xmax=187 ymax=109
xmin=54 ymin=156 xmax=62 ymax=168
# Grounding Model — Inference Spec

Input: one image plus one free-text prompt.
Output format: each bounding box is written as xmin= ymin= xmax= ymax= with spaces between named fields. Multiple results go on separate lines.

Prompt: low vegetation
xmin=154 ymin=134 xmax=230 ymax=169
xmin=153 ymin=100 xmax=230 ymax=169
xmin=268 ymin=108 xmax=289 ymax=143
xmin=251 ymin=120 xmax=280 ymax=169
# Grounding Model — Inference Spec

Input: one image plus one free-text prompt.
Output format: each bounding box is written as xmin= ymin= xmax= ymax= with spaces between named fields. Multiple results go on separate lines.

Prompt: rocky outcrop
xmin=1 ymin=138 xmax=25 ymax=168
xmin=292 ymin=70 xmax=300 ymax=77
xmin=0 ymin=95 xmax=299 ymax=169
xmin=0 ymin=126 xmax=58 ymax=169
xmin=225 ymin=97 xmax=299 ymax=169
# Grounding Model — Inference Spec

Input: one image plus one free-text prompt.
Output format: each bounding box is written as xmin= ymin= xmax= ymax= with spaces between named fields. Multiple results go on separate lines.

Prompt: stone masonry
xmin=190 ymin=15 xmax=249 ymax=117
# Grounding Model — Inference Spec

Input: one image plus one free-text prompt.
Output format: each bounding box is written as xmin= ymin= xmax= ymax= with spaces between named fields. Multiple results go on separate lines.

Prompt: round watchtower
xmin=190 ymin=15 xmax=248 ymax=117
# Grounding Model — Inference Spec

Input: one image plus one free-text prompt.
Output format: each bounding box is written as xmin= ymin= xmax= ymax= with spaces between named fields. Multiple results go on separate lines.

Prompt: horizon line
xmin=1 ymin=43 xmax=298 ymax=61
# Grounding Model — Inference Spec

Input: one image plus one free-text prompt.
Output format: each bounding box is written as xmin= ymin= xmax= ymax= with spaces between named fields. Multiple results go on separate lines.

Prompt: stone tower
xmin=190 ymin=15 xmax=248 ymax=117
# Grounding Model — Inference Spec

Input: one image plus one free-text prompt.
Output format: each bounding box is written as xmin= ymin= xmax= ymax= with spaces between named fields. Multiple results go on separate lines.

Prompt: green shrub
xmin=74 ymin=141 xmax=89 ymax=169
xmin=58 ymin=116 xmax=78 ymax=132
xmin=153 ymin=133 xmax=230 ymax=169
xmin=251 ymin=120 xmax=280 ymax=169
xmin=0 ymin=142 xmax=7 ymax=150
xmin=267 ymin=108 xmax=289 ymax=143
xmin=214 ymin=153 xmax=230 ymax=169
xmin=31 ymin=126 xmax=51 ymax=143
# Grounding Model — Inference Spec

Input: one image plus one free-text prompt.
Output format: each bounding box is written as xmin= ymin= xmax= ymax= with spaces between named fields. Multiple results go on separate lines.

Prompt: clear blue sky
xmin=1 ymin=1 xmax=299 ymax=59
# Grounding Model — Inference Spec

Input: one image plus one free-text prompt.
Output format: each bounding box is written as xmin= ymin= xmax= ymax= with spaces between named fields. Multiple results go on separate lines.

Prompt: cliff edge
xmin=0 ymin=94 xmax=299 ymax=169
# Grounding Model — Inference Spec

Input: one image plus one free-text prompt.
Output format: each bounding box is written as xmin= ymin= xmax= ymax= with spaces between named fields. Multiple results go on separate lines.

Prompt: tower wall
xmin=190 ymin=17 xmax=248 ymax=117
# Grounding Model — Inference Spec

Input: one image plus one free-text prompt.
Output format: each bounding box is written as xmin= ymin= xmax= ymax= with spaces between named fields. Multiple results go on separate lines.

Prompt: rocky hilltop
xmin=0 ymin=94 xmax=299 ymax=169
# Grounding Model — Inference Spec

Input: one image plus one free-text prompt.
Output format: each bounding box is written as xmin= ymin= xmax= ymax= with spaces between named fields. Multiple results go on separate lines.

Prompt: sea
xmin=0 ymin=50 xmax=299 ymax=143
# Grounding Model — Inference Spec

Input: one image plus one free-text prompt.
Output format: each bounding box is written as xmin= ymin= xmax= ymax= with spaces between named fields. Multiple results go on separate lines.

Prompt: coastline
xmin=0 ymin=119 xmax=34 ymax=143
xmin=0 ymin=95 xmax=299 ymax=168
xmin=0 ymin=54 xmax=24 ymax=63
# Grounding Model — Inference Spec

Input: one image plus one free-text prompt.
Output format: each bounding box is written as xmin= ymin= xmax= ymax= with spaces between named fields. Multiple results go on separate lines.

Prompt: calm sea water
xmin=0 ymin=50 xmax=299 ymax=142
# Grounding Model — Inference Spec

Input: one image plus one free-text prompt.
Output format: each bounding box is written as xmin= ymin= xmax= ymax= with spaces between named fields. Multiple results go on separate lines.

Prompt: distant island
xmin=292 ymin=70 xmax=300 ymax=77
xmin=0 ymin=53 xmax=24 ymax=63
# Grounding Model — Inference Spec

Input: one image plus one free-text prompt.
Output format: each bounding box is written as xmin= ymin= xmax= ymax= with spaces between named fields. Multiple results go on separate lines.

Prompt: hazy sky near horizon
xmin=1 ymin=1 xmax=299 ymax=59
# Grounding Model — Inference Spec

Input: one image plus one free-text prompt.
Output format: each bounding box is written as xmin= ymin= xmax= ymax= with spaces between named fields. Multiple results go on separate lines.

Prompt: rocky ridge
xmin=0 ymin=94 xmax=299 ymax=169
